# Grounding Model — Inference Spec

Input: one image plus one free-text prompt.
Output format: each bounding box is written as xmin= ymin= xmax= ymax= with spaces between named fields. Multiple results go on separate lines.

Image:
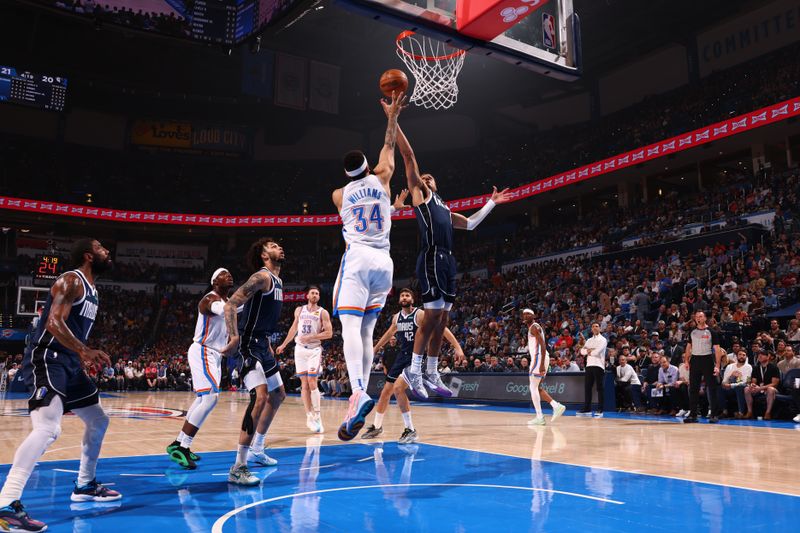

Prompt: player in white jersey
xmin=522 ymin=309 xmax=566 ymax=426
xmin=166 ymin=268 xmax=236 ymax=469
xmin=277 ymin=286 xmax=332 ymax=433
xmin=331 ymin=91 xmax=406 ymax=441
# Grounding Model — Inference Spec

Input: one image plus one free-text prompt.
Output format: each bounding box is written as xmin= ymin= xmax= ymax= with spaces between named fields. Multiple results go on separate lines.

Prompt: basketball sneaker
xmin=187 ymin=449 xmax=201 ymax=462
xmin=794 ymin=414 xmax=800 ymax=423
xmin=337 ymin=390 xmax=375 ymax=441
xmin=422 ymin=370 xmax=453 ymax=397
xmin=551 ymin=402 xmax=566 ymax=422
xmin=70 ymin=479 xmax=122 ymax=502
xmin=398 ymin=427 xmax=418 ymax=444
xmin=247 ymin=449 xmax=278 ymax=467
xmin=306 ymin=414 xmax=323 ymax=434
xmin=527 ymin=417 xmax=546 ymax=426
xmin=169 ymin=446 xmax=197 ymax=470
xmin=228 ymin=465 xmax=260 ymax=486
xmin=401 ymin=367 xmax=428 ymax=399
xmin=361 ymin=424 xmax=383 ymax=439
xmin=314 ymin=415 xmax=324 ymax=434
xmin=166 ymin=440 xmax=181 ymax=455
xmin=575 ymin=410 xmax=592 ymax=417
xmin=0 ymin=500 xmax=47 ymax=532
xmin=592 ymin=411 xmax=604 ymax=418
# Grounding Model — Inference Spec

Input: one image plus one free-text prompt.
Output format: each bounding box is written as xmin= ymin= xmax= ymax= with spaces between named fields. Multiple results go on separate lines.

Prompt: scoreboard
xmin=33 ymin=254 xmax=64 ymax=285
xmin=0 ymin=66 xmax=67 ymax=112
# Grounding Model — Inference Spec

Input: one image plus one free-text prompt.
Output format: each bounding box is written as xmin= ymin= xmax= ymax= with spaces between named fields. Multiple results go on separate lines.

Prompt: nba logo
xmin=542 ymin=13 xmax=555 ymax=49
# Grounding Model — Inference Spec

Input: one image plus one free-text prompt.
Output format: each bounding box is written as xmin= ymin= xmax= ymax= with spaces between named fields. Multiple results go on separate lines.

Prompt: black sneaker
xmin=169 ymin=446 xmax=197 ymax=470
xmin=708 ymin=416 xmax=719 ymax=424
xmin=683 ymin=417 xmax=698 ymax=423
xmin=398 ymin=428 xmax=418 ymax=444
xmin=70 ymin=479 xmax=122 ymax=502
xmin=186 ymin=448 xmax=201 ymax=462
xmin=166 ymin=440 xmax=181 ymax=455
xmin=361 ymin=424 xmax=383 ymax=439
xmin=0 ymin=500 xmax=47 ymax=532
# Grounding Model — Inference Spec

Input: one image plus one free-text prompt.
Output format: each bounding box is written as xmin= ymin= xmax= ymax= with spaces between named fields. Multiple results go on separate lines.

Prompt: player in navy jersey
xmin=0 ymin=238 xmax=121 ymax=532
xmin=223 ymin=238 xmax=287 ymax=486
xmin=363 ymin=288 xmax=463 ymax=442
xmin=392 ymin=126 xmax=511 ymax=399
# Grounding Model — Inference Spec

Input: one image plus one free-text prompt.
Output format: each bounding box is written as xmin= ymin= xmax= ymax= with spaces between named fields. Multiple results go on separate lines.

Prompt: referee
xmin=684 ymin=310 xmax=722 ymax=423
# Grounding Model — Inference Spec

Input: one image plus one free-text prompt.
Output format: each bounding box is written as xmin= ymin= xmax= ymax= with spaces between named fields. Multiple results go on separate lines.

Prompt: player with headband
xmin=522 ymin=308 xmax=566 ymax=425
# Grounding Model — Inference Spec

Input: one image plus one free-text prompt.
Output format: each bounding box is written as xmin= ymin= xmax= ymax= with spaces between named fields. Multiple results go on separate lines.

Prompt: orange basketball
xmin=379 ymin=69 xmax=408 ymax=97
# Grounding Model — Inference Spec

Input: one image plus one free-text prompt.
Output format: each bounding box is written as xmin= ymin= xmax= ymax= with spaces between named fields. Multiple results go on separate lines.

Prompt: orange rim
xmin=396 ymin=30 xmax=466 ymax=61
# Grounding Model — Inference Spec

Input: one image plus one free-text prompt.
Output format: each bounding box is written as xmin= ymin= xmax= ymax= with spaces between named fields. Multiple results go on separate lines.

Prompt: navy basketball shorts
xmin=416 ymin=248 xmax=457 ymax=305
xmin=386 ymin=351 xmax=413 ymax=384
xmin=23 ymin=345 xmax=99 ymax=412
xmin=240 ymin=336 xmax=279 ymax=379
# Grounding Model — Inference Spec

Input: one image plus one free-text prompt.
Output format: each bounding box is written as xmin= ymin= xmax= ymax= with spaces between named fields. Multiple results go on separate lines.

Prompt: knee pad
xmin=241 ymin=390 xmax=257 ymax=434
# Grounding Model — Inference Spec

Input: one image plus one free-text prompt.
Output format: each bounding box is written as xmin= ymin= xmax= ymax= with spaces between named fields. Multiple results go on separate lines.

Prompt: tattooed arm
xmin=223 ymin=271 xmax=271 ymax=351
xmin=374 ymin=91 xmax=407 ymax=188
xmin=46 ymin=272 xmax=111 ymax=367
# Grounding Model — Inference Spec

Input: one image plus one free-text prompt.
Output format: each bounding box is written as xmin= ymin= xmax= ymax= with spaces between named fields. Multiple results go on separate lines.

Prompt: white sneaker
xmin=675 ymin=410 xmax=687 ymax=418
xmin=793 ymin=414 xmax=800 ymax=423
xmin=314 ymin=415 xmax=324 ymax=434
xmin=306 ymin=415 xmax=317 ymax=433
xmin=527 ymin=417 xmax=546 ymax=426
xmin=247 ymin=449 xmax=278 ymax=467
xmin=228 ymin=464 xmax=260 ymax=486
xmin=401 ymin=367 xmax=428 ymax=399
xmin=551 ymin=403 xmax=566 ymax=422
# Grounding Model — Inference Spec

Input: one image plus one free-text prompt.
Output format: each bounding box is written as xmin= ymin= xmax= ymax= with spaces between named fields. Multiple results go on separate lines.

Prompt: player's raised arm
xmin=373 ymin=91 xmax=407 ymax=187
xmin=277 ymin=306 xmax=302 ymax=355
xmin=224 ymin=271 xmax=271 ymax=346
xmin=395 ymin=126 xmax=425 ymax=196
xmin=46 ymin=272 xmax=110 ymax=367
xmin=451 ymin=186 xmax=512 ymax=231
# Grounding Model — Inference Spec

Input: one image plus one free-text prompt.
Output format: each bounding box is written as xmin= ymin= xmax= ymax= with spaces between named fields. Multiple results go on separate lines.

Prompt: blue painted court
xmin=3 ymin=439 xmax=798 ymax=532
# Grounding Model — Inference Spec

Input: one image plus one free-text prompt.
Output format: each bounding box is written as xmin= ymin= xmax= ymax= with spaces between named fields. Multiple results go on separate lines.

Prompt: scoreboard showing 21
xmin=0 ymin=66 xmax=68 ymax=112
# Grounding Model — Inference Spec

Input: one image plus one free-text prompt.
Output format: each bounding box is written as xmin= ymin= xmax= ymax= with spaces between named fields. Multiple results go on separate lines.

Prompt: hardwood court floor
xmin=2 ymin=390 xmax=799 ymax=497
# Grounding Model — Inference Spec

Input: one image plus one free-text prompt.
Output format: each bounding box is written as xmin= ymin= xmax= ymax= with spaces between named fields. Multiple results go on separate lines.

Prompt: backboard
xmin=336 ymin=0 xmax=581 ymax=80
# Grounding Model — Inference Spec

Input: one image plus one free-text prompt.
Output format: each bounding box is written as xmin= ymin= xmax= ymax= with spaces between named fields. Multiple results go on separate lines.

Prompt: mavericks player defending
xmin=331 ymin=91 xmax=406 ymax=441
xmin=223 ymin=238 xmax=287 ymax=486
xmin=0 ymin=239 xmax=120 ymax=533
xmin=522 ymin=308 xmax=566 ymax=425
xmin=364 ymin=288 xmax=463 ymax=442
xmin=167 ymin=268 xmax=237 ymax=469
xmin=393 ymin=126 xmax=511 ymax=398
xmin=277 ymin=286 xmax=333 ymax=433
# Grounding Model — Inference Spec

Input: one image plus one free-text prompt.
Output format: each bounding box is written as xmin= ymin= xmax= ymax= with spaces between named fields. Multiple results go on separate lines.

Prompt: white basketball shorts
xmin=332 ymin=243 xmax=393 ymax=318
xmin=295 ymin=345 xmax=323 ymax=377
xmin=188 ymin=342 xmax=221 ymax=395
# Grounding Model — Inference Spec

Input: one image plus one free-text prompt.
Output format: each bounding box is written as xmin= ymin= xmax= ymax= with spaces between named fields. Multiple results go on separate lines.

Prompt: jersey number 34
xmin=352 ymin=205 xmax=384 ymax=233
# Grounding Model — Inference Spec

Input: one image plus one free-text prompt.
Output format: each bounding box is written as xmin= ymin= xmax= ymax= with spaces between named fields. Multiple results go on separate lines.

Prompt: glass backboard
xmin=336 ymin=0 xmax=581 ymax=80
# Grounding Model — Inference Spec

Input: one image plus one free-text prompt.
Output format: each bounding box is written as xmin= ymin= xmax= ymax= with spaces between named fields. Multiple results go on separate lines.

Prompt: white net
xmin=395 ymin=31 xmax=466 ymax=110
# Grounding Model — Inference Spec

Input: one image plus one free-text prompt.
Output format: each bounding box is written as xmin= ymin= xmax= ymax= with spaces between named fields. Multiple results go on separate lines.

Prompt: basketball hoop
xmin=395 ymin=30 xmax=466 ymax=110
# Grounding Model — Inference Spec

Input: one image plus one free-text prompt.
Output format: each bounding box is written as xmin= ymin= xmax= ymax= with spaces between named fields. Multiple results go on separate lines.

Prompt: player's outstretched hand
xmin=276 ymin=345 xmax=286 ymax=355
xmin=381 ymin=91 xmax=408 ymax=119
xmin=490 ymin=186 xmax=512 ymax=204
xmin=393 ymin=188 xmax=409 ymax=210
xmin=81 ymin=348 xmax=111 ymax=367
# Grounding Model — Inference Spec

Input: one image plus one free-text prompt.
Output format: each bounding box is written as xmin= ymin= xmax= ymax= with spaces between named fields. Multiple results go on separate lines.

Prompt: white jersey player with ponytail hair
xmin=277 ymin=286 xmax=333 ymax=434
xmin=522 ymin=308 xmax=566 ymax=426
xmin=330 ymin=90 xmax=406 ymax=441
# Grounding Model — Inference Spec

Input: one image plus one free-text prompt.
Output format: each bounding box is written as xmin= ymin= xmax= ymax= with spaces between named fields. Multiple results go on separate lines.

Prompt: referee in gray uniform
xmin=684 ymin=311 xmax=722 ymax=423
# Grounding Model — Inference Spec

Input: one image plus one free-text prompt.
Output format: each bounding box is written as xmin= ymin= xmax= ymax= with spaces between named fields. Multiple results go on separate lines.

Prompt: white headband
xmin=210 ymin=268 xmax=229 ymax=284
xmin=345 ymin=156 xmax=368 ymax=178
xmin=522 ymin=308 xmax=535 ymax=315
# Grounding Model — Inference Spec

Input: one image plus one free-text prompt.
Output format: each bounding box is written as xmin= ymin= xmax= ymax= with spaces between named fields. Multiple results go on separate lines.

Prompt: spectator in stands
xmin=614 ymin=355 xmax=642 ymax=412
xmin=743 ymin=351 xmax=780 ymax=419
xmin=157 ymin=360 xmax=168 ymax=390
xmin=145 ymin=361 xmax=158 ymax=390
xmin=674 ymin=357 xmax=690 ymax=418
xmin=124 ymin=361 xmax=135 ymax=390
xmin=655 ymin=356 xmax=680 ymax=415
xmin=777 ymin=345 xmax=800 ymax=375
xmin=718 ymin=349 xmax=751 ymax=418
xmin=641 ymin=352 xmax=661 ymax=413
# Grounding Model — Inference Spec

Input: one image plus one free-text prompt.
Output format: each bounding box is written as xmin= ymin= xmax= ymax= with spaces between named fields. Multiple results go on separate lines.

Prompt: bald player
xmin=523 ymin=308 xmax=566 ymax=425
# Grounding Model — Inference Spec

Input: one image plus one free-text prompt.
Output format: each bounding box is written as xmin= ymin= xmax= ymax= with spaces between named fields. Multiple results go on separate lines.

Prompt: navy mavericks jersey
xmin=414 ymin=191 xmax=454 ymax=251
xmin=239 ymin=268 xmax=283 ymax=342
xmin=28 ymin=270 xmax=99 ymax=356
xmin=395 ymin=308 xmax=419 ymax=356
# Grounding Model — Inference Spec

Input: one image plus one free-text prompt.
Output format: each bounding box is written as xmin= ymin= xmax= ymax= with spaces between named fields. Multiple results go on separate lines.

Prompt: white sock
xmin=340 ymin=314 xmax=365 ymax=391
xmin=251 ymin=432 xmax=265 ymax=451
xmin=550 ymin=400 xmax=560 ymax=409
xmin=530 ymin=377 xmax=543 ymax=418
xmin=310 ymin=389 xmax=321 ymax=416
xmin=401 ymin=411 xmax=414 ymax=431
xmin=374 ymin=412 xmax=385 ymax=429
xmin=0 ymin=397 xmax=64 ymax=506
xmin=72 ymin=403 xmax=110 ymax=487
xmin=176 ymin=431 xmax=186 ymax=444
xmin=426 ymin=356 xmax=439 ymax=374
xmin=182 ymin=435 xmax=194 ymax=448
xmin=360 ymin=314 xmax=378 ymax=388
xmin=411 ymin=353 xmax=423 ymax=374
xmin=235 ymin=445 xmax=249 ymax=467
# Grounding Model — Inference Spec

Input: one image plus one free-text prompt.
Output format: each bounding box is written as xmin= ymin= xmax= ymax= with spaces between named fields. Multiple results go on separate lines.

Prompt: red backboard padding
xmin=456 ymin=0 xmax=549 ymax=40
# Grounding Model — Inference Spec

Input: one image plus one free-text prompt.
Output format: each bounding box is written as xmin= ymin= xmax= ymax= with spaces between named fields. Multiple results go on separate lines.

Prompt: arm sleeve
xmin=210 ymin=301 xmax=225 ymax=316
xmin=465 ymin=199 xmax=496 ymax=231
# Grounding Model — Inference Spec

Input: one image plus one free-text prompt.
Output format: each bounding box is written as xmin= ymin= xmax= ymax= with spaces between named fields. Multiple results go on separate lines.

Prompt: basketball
xmin=379 ymin=69 xmax=408 ymax=97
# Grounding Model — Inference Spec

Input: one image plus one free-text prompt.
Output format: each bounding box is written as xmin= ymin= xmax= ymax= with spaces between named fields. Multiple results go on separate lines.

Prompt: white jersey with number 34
xmin=340 ymin=174 xmax=392 ymax=251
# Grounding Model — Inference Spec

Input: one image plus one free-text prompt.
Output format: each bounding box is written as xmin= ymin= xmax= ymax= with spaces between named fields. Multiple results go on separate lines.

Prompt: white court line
xmin=52 ymin=468 xmax=80 ymax=473
xmin=299 ymin=463 xmax=338 ymax=471
xmin=357 ymin=456 xmax=375 ymax=462
xmin=423 ymin=441 xmax=800 ymax=499
xmin=119 ymin=473 xmax=165 ymax=477
xmin=211 ymin=482 xmax=624 ymax=532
